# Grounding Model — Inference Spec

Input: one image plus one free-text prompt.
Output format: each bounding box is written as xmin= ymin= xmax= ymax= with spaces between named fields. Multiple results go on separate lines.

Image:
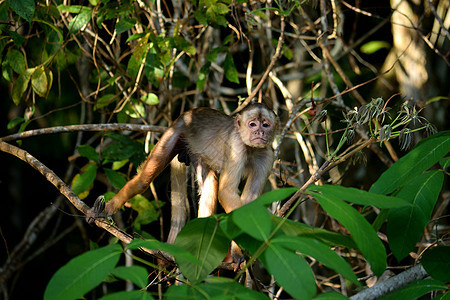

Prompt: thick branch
xmin=350 ymin=265 xmax=428 ymax=300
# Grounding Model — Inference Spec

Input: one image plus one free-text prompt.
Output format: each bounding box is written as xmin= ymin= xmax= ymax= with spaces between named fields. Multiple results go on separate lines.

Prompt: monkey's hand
xmin=86 ymin=195 xmax=109 ymax=225
xmin=230 ymin=241 xmax=245 ymax=272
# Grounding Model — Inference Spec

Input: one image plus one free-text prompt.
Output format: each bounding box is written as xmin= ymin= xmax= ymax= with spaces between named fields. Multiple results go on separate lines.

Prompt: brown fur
xmin=87 ymin=103 xmax=278 ymax=264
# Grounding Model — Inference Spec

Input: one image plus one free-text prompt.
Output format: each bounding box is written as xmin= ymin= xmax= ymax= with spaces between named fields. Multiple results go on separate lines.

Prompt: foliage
xmin=0 ymin=0 xmax=448 ymax=299
xmin=44 ymin=132 xmax=448 ymax=299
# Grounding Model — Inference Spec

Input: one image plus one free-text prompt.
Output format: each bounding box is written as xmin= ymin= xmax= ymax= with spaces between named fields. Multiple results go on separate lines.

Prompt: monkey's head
xmin=235 ymin=103 xmax=278 ymax=148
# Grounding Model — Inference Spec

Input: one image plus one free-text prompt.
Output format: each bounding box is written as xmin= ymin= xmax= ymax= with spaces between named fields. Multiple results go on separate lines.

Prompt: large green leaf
xmin=165 ymin=277 xmax=269 ymax=299
xmin=313 ymin=292 xmax=349 ymax=299
xmin=260 ymin=241 xmax=316 ymax=299
xmin=99 ymin=290 xmax=154 ymax=300
xmin=378 ymin=279 xmax=447 ymax=300
xmin=273 ymin=217 xmax=357 ymax=249
xmin=310 ymin=191 xmax=387 ymax=276
xmin=309 ymin=185 xmax=410 ymax=208
xmin=44 ymin=244 xmax=122 ymax=300
xmin=421 ymin=246 xmax=450 ymax=282
xmin=111 ymin=266 xmax=148 ymax=289
xmin=173 ymin=217 xmax=230 ymax=282
xmin=272 ymin=235 xmax=359 ymax=285
xmin=370 ymin=131 xmax=449 ymax=195
xmin=226 ymin=188 xmax=297 ymax=241
xmin=387 ymin=170 xmax=444 ymax=260
xmin=232 ymin=202 xmax=272 ymax=241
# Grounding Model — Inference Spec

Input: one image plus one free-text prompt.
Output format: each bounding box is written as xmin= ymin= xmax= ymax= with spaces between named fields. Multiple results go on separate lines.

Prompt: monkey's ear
xmin=235 ymin=115 xmax=242 ymax=129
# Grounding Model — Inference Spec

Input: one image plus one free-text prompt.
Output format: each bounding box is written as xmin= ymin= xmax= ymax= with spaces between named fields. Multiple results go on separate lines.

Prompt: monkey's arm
xmin=87 ymin=125 xmax=184 ymax=222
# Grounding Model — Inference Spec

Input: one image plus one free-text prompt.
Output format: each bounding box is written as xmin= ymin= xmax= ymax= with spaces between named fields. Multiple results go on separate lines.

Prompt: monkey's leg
xmin=197 ymin=169 xmax=218 ymax=218
xmin=167 ymin=158 xmax=188 ymax=244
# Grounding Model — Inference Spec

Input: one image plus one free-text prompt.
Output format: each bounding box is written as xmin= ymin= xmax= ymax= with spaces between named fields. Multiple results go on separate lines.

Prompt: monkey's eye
xmin=249 ymin=121 xmax=257 ymax=127
xmin=262 ymin=122 xmax=271 ymax=128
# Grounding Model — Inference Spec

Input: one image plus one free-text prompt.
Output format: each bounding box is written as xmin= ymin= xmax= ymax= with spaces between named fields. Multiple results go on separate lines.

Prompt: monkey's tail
xmin=167 ymin=157 xmax=188 ymax=244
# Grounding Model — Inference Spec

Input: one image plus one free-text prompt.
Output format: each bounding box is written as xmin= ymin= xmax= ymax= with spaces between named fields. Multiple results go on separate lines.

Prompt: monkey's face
xmin=236 ymin=107 xmax=277 ymax=148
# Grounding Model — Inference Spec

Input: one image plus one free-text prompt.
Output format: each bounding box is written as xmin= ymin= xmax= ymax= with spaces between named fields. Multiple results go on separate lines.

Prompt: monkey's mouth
xmin=251 ymin=137 xmax=268 ymax=144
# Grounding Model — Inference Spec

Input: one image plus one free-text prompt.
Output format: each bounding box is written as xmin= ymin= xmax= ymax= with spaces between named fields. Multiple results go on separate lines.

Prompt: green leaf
xmin=370 ymin=131 xmax=450 ymax=195
xmin=173 ymin=36 xmax=196 ymax=55
xmin=12 ymin=68 xmax=34 ymax=105
xmin=232 ymin=202 xmax=272 ymax=241
xmin=129 ymin=195 xmax=160 ymax=230
xmin=78 ymin=144 xmax=100 ymax=163
xmin=272 ymin=235 xmax=359 ymax=285
xmin=440 ymin=157 xmax=450 ymax=170
xmin=260 ymin=241 xmax=316 ymax=299
xmin=313 ymin=292 xmax=349 ymax=299
xmin=309 ymin=185 xmax=411 ymax=208
xmin=378 ymin=279 xmax=447 ymax=300
xmin=94 ymin=94 xmax=116 ymax=110
xmin=98 ymin=290 xmax=154 ymax=300
xmin=44 ymin=244 xmax=122 ymax=300
xmin=224 ymin=52 xmax=239 ymax=83
xmin=230 ymin=188 xmax=297 ymax=241
xmin=5 ymin=29 xmax=26 ymax=47
xmin=197 ymin=62 xmax=211 ymax=90
xmin=127 ymin=239 xmax=201 ymax=266
xmin=274 ymin=217 xmax=357 ymax=249
xmin=140 ymin=92 xmax=159 ymax=105
xmin=165 ymin=278 xmax=269 ymax=299
xmin=421 ymin=246 xmax=450 ymax=282
xmin=31 ymin=66 xmax=50 ymax=97
xmin=115 ymin=18 xmax=136 ymax=34
xmin=104 ymin=168 xmax=127 ymax=189
xmin=6 ymin=48 xmax=25 ymax=74
xmin=173 ymin=217 xmax=230 ymax=282
xmin=387 ymin=171 xmax=444 ymax=261
xmin=71 ymin=163 xmax=98 ymax=196
xmin=310 ymin=191 xmax=387 ymax=276
xmin=111 ymin=266 xmax=148 ymax=289
xmin=360 ymin=41 xmax=390 ymax=54
xmin=7 ymin=117 xmax=25 ymax=130
xmin=67 ymin=7 xmax=92 ymax=34
xmin=7 ymin=0 xmax=35 ymax=22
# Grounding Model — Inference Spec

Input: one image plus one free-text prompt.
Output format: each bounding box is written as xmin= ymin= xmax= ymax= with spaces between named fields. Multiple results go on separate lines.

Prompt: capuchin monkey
xmin=87 ymin=103 xmax=278 ymax=266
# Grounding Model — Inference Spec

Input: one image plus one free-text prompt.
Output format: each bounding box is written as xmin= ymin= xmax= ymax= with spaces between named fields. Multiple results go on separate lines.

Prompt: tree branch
xmin=350 ymin=265 xmax=428 ymax=300
xmin=0 ymin=123 xmax=167 ymax=142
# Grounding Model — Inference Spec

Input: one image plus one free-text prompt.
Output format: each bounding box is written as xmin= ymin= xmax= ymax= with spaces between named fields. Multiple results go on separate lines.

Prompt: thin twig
xmin=233 ymin=16 xmax=286 ymax=113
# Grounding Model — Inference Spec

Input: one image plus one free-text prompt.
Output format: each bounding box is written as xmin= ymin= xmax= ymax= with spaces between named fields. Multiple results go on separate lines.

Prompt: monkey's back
xmin=180 ymin=108 xmax=243 ymax=172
